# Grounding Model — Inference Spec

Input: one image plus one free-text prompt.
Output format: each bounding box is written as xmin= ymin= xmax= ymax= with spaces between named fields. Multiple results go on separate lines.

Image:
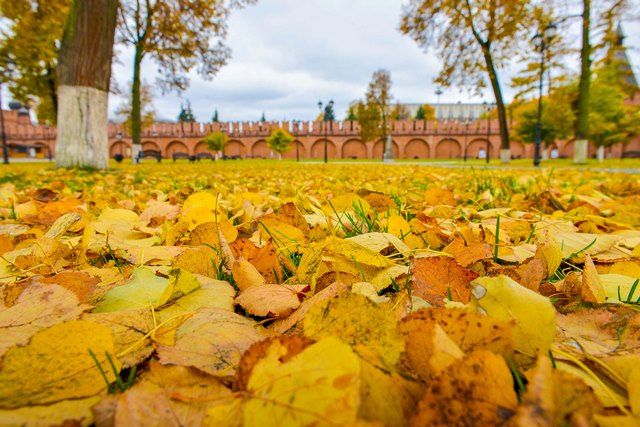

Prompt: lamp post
xmin=293 ymin=120 xmax=300 ymax=162
xmin=463 ymin=121 xmax=470 ymax=162
xmin=483 ymin=101 xmax=491 ymax=164
xmin=435 ymin=88 xmax=443 ymax=136
xmin=0 ymin=83 xmax=10 ymax=164
xmin=318 ymin=100 xmax=334 ymax=163
xmin=532 ymin=22 xmax=557 ymax=167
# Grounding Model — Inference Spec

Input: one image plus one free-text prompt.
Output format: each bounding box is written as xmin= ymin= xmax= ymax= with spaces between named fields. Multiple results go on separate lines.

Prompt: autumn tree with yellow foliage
xmin=400 ymin=0 xmax=531 ymax=163
xmin=117 ymin=0 xmax=256 ymax=161
xmin=0 ymin=0 xmax=71 ymax=124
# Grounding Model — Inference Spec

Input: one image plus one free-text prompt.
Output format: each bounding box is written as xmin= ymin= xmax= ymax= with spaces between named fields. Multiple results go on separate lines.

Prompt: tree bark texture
xmin=574 ymin=0 xmax=591 ymax=164
xmin=482 ymin=47 xmax=511 ymax=162
xmin=56 ymin=0 xmax=118 ymax=169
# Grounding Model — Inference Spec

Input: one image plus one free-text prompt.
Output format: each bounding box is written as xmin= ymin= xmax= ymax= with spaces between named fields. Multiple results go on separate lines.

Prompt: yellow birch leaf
xmin=0 ymin=396 xmax=100 ymax=427
xmin=232 ymin=258 xmax=266 ymax=291
xmin=0 ymin=320 xmax=118 ymax=407
xmin=243 ymin=337 xmax=361 ymax=427
xmin=581 ymin=254 xmax=606 ymax=303
xmin=189 ymin=220 xmax=238 ymax=246
xmin=325 ymin=236 xmax=395 ymax=269
xmin=183 ymin=192 xmax=218 ymax=211
xmin=0 ymin=284 xmax=88 ymax=358
xmin=303 ymin=292 xmax=402 ymax=366
xmin=470 ymin=275 xmax=555 ymax=364
xmin=94 ymin=267 xmax=199 ymax=313
xmin=601 ymin=274 xmax=640 ymax=301
xmin=357 ymin=346 xmax=424 ymax=427
xmin=347 ymin=232 xmax=411 ymax=257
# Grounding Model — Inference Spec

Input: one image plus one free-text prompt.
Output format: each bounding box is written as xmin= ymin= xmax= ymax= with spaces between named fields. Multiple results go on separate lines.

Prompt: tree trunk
xmin=46 ymin=64 xmax=58 ymax=123
xmin=574 ymin=0 xmax=591 ymax=164
xmin=482 ymin=47 xmax=510 ymax=163
xmin=383 ymin=134 xmax=394 ymax=163
xmin=596 ymin=145 xmax=605 ymax=162
xmin=55 ymin=0 xmax=118 ymax=169
xmin=131 ymin=46 xmax=143 ymax=163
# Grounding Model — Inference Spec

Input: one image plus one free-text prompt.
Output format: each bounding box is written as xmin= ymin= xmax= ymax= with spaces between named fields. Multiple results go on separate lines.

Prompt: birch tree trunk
xmin=55 ymin=0 xmax=118 ymax=169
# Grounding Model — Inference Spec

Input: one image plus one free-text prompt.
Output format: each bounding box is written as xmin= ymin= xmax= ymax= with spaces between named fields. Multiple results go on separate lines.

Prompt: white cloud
xmin=107 ymin=0 xmax=640 ymax=122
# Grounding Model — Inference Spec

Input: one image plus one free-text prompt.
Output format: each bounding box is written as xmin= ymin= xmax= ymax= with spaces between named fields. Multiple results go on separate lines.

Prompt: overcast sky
xmin=4 ymin=0 xmax=639 ymax=123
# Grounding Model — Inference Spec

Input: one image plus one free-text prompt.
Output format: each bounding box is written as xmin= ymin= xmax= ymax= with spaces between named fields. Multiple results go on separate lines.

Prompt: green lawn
xmin=2 ymin=157 xmax=640 ymax=172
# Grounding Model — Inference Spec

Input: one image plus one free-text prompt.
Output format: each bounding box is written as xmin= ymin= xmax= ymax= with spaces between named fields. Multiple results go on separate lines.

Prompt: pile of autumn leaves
xmin=1 ymin=164 xmax=640 ymax=426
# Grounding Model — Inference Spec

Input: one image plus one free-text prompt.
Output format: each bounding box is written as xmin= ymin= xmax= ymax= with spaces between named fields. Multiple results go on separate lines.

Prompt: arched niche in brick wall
xmin=435 ymin=138 xmax=462 ymax=158
xmin=404 ymin=139 xmax=430 ymax=159
xmin=110 ymin=140 xmax=131 ymax=157
xmin=341 ymin=139 xmax=367 ymax=159
xmin=372 ymin=139 xmax=400 ymax=159
xmin=282 ymin=141 xmax=306 ymax=159
xmin=310 ymin=139 xmax=337 ymax=159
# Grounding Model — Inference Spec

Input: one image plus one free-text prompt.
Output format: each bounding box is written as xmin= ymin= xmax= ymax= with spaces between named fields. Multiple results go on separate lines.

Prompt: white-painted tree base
xmin=573 ymin=139 xmax=588 ymax=164
xmin=131 ymin=144 xmax=141 ymax=163
xmin=55 ymin=85 xmax=109 ymax=169
xmin=542 ymin=148 xmax=549 ymax=160
xmin=383 ymin=135 xmax=394 ymax=163
xmin=500 ymin=149 xmax=511 ymax=163
xmin=596 ymin=146 xmax=605 ymax=162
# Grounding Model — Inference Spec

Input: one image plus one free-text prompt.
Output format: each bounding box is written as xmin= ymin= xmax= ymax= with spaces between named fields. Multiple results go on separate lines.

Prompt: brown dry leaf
xmin=409 ymin=217 xmax=451 ymax=250
xmin=231 ymin=257 xmax=266 ymax=291
xmin=139 ymin=200 xmax=180 ymax=223
xmin=510 ymin=355 xmax=602 ymax=426
xmin=235 ymin=284 xmax=309 ymax=318
xmin=31 ymin=188 xmax=59 ymax=203
xmin=35 ymin=271 xmax=100 ymax=303
xmin=230 ymin=238 xmax=281 ymax=283
xmin=157 ymin=308 xmax=269 ymax=377
xmin=24 ymin=198 xmax=82 ymax=227
xmin=101 ymin=362 xmax=232 ymax=427
xmin=400 ymin=320 xmax=463 ymax=380
xmin=410 ymin=256 xmax=478 ymax=306
xmin=443 ymin=237 xmax=492 ymax=267
xmin=515 ymin=257 xmax=546 ymax=291
xmin=0 ymin=234 xmax=14 ymax=255
xmin=412 ymin=351 xmax=518 ymax=426
xmin=556 ymin=309 xmax=622 ymax=356
xmin=402 ymin=307 xmax=514 ymax=355
xmin=0 ymin=284 xmax=89 ymax=357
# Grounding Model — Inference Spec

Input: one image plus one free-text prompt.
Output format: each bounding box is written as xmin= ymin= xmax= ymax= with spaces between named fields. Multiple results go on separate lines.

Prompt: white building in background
xmin=402 ymin=102 xmax=497 ymax=121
